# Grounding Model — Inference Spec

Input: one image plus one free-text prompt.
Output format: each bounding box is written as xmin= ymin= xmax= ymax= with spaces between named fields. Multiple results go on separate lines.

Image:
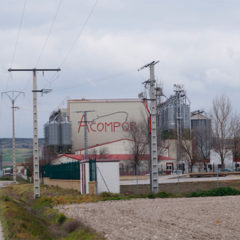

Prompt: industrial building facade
xmin=67 ymin=99 xmax=149 ymax=152
xmin=44 ymin=98 xmax=177 ymax=173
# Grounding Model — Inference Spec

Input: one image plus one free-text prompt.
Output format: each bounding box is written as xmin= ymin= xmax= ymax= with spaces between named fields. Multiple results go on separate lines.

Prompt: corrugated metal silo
xmin=48 ymin=121 xmax=60 ymax=146
xmin=44 ymin=123 xmax=49 ymax=145
xmin=60 ymin=121 xmax=72 ymax=146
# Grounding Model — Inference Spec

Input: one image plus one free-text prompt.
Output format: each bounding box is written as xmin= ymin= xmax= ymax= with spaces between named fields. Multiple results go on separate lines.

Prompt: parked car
xmin=3 ymin=168 xmax=13 ymax=176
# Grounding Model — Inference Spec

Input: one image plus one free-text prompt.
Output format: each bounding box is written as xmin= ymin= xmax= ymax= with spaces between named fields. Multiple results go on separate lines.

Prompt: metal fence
xmin=42 ymin=162 xmax=80 ymax=180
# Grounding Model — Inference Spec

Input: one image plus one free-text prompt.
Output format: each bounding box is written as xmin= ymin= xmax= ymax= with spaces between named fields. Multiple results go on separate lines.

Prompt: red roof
xmin=53 ymin=154 xmax=173 ymax=162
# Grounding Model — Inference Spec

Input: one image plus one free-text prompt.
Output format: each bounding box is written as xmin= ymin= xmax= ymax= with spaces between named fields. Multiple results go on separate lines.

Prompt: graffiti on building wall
xmin=78 ymin=111 xmax=137 ymax=134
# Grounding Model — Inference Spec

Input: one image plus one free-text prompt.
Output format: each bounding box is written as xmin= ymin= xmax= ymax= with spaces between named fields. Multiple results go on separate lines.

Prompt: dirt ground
xmin=57 ymin=196 xmax=240 ymax=240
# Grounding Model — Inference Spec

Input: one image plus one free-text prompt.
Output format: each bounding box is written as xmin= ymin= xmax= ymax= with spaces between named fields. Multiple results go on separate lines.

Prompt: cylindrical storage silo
xmin=60 ymin=120 xmax=72 ymax=153
xmin=44 ymin=123 xmax=49 ymax=146
xmin=48 ymin=121 xmax=60 ymax=146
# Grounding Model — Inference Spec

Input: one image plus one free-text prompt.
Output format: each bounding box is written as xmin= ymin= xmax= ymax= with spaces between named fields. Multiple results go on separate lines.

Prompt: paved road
xmin=0 ymin=181 xmax=13 ymax=188
xmin=0 ymin=181 xmax=13 ymax=240
xmin=120 ymin=175 xmax=240 ymax=185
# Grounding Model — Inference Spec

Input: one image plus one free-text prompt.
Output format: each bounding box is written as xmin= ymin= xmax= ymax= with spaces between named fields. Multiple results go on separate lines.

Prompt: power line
xmin=59 ymin=0 xmax=99 ymax=67
xmin=36 ymin=0 xmax=98 ymax=87
xmin=8 ymin=68 xmax=61 ymax=199
xmin=48 ymin=69 xmax=135 ymax=93
xmin=35 ymin=0 xmax=63 ymax=67
xmin=10 ymin=0 xmax=28 ymax=68
xmin=1 ymin=91 xmax=25 ymax=183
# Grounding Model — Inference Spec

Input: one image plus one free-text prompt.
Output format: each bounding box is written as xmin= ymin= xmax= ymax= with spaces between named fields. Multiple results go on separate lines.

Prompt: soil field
xmin=57 ymin=196 xmax=240 ymax=240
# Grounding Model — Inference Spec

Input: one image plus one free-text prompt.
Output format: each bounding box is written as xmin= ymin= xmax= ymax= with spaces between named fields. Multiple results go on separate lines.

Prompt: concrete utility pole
xmin=8 ymin=68 xmax=61 ymax=198
xmin=1 ymin=91 xmax=24 ymax=183
xmin=76 ymin=110 xmax=95 ymax=160
xmin=138 ymin=61 xmax=159 ymax=193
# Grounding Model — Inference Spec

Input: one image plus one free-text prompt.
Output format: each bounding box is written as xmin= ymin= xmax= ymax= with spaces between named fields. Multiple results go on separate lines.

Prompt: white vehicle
xmin=3 ymin=168 xmax=12 ymax=176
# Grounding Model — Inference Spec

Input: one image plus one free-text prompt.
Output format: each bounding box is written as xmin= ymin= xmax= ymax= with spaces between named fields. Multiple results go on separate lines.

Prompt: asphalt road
xmin=120 ymin=175 xmax=240 ymax=185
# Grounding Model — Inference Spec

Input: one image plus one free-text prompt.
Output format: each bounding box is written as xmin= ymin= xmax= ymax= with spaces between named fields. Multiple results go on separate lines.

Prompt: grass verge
xmin=187 ymin=187 xmax=240 ymax=197
xmin=0 ymin=184 xmax=240 ymax=239
xmin=0 ymin=184 xmax=104 ymax=240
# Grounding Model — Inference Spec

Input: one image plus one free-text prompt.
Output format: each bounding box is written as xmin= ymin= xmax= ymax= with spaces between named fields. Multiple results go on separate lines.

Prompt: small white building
xmin=51 ymin=154 xmax=120 ymax=194
xmin=80 ymin=159 xmax=120 ymax=194
xmin=210 ymin=150 xmax=235 ymax=170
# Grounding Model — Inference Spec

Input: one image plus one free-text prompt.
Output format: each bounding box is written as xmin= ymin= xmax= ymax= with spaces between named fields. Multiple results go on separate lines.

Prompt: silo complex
xmin=157 ymin=85 xmax=191 ymax=139
xmin=44 ymin=110 xmax=72 ymax=153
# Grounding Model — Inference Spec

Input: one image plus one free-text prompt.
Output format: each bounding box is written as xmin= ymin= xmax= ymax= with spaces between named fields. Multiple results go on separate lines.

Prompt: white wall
xmin=68 ymin=99 xmax=148 ymax=152
xmin=210 ymin=150 xmax=234 ymax=169
xmin=96 ymin=162 xmax=120 ymax=193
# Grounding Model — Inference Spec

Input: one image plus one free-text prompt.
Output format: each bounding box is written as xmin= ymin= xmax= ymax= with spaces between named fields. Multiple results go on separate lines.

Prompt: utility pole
xmin=1 ymin=91 xmax=24 ymax=183
xmin=138 ymin=61 xmax=159 ymax=193
xmin=8 ymin=68 xmax=61 ymax=198
xmin=76 ymin=110 xmax=95 ymax=160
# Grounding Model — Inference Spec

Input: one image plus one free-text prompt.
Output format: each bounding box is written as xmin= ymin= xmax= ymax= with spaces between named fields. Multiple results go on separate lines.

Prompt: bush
xmin=156 ymin=192 xmax=171 ymax=198
xmin=147 ymin=193 xmax=156 ymax=199
xmin=100 ymin=192 xmax=123 ymax=200
xmin=57 ymin=213 xmax=66 ymax=225
xmin=188 ymin=187 xmax=240 ymax=197
xmin=1 ymin=195 xmax=10 ymax=201
xmin=64 ymin=220 xmax=80 ymax=233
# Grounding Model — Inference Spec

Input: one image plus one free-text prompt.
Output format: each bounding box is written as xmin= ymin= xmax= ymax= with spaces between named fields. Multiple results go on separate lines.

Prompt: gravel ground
xmin=57 ymin=196 xmax=240 ymax=240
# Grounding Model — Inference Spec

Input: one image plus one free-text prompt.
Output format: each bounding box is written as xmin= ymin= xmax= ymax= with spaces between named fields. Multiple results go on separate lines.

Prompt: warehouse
xmin=67 ymin=98 xmax=149 ymax=151
xmin=44 ymin=98 xmax=177 ymax=173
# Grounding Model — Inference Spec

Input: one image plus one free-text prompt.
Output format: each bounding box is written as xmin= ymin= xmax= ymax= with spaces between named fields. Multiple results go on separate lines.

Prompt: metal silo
xmin=48 ymin=121 xmax=60 ymax=146
xmin=44 ymin=123 xmax=49 ymax=146
xmin=60 ymin=119 xmax=72 ymax=153
xmin=168 ymin=103 xmax=175 ymax=129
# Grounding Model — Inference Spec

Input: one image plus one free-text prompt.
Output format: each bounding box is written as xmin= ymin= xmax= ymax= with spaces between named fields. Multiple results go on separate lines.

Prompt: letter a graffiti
xmin=78 ymin=114 xmax=89 ymax=133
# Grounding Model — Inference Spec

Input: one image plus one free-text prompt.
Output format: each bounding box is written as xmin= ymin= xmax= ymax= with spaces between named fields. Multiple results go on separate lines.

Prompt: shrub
xmin=100 ymin=192 xmax=123 ymax=200
xmin=1 ymin=195 xmax=10 ymax=201
xmin=156 ymin=192 xmax=171 ymax=198
xmin=64 ymin=220 xmax=80 ymax=233
xmin=188 ymin=187 xmax=240 ymax=197
xmin=57 ymin=213 xmax=66 ymax=225
xmin=147 ymin=193 xmax=156 ymax=199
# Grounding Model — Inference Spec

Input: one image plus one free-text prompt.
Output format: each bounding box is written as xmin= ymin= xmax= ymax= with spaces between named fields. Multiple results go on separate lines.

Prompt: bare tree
xmin=230 ymin=114 xmax=240 ymax=169
xmin=192 ymin=128 xmax=212 ymax=172
xmin=89 ymin=148 xmax=98 ymax=159
xmin=127 ymin=121 xmax=149 ymax=193
xmin=99 ymin=147 xmax=108 ymax=158
xmin=89 ymin=147 xmax=108 ymax=159
xmin=180 ymin=134 xmax=194 ymax=173
xmin=211 ymin=95 xmax=232 ymax=170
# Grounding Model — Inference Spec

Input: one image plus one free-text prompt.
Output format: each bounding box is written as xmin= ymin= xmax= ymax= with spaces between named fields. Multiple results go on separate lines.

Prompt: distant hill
xmin=0 ymin=138 xmax=45 ymax=165
xmin=0 ymin=138 xmax=44 ymax=149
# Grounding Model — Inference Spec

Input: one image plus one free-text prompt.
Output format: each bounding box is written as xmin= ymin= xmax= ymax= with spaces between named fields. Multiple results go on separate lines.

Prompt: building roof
xmin=191 ymin=113 xmax=209 ymax=120
xmin=68 ymin=98 xmax=143 ymax=103
xmin=53 ymin=153 xmax=173 ymax=162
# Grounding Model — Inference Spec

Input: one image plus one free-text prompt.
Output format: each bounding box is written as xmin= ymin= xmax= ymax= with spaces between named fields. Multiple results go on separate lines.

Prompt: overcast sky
xmin=1 ymin=0 xmax=240 ymax=138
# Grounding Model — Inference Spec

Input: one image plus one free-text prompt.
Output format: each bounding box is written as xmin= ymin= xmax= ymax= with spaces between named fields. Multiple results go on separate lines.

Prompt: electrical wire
xmin=59 ymin=0 xmax=99 ymax=67
xmin=35 ymin=0 xmax=63 ymax=67
xmin=39 ymin=0 xmax=98 ymax=90
xmin=10 ymin=0 xmax=28 ymax=68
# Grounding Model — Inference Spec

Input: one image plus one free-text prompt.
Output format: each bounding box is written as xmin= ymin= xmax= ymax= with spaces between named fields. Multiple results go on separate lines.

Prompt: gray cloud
xmin=1 ymin=0 xmax=240 ymax=137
